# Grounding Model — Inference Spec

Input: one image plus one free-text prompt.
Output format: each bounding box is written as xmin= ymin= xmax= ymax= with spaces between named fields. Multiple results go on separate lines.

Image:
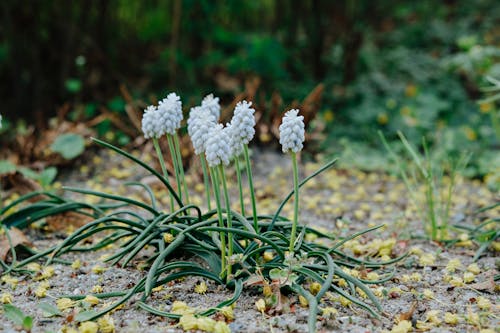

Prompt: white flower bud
xmin=279 ymin=109 xmax=305 ymax=153
xmin=141 ymin=106 xmax=163 ymax=139
xmin=157 ymin=92 xmax=183 ymax=135
xmin=201 ymin=94 xmax=221 ymax=120
xmin=229 ymin=100 xmax=255 ymax=145
xmin=205 ymin=124 xmax=231 ymax=167
xmin=224 ymin=123 xmax=243 ymax=158
xmin=188 ymin=106 xmax=217 ymax=155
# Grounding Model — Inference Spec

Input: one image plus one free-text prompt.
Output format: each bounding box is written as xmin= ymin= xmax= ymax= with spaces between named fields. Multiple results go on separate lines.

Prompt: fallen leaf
xmin=397 ymin=301 xmax=417 ymax=322
xmin=0 ymin=227 xmax=31 ymax=261
xmin=46 ymin=211 xmax=93 ymax=231
xmin=468 ymin=269 xmax=498 ymax=293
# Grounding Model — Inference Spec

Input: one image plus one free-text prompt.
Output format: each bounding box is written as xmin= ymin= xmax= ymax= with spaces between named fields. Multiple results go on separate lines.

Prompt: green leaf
xmin=3 ymin=304 xmax=26 ymax=326
xmin=65 ymin=78 xmax=82 ymax=93
xmin=75 ymin=310 xmax=98 ymax=322
xmin=38 ymin=302 xmax=62 ymax=317
xmin=39 ymin=167 xmax=58 ymax=188
xmin=22 ymin=315 xmax=33 ymax=330
xmin=50 ymin=134 xmax=85 ymax=159
xmin=0 ymin=160 xmax=16 ymax=174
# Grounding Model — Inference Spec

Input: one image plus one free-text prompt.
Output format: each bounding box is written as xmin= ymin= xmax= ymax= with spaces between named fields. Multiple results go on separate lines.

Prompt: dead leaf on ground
xmin=468 ymin=269 xmax=499 ymax=293
xmin=396 ymin=301 xmax=417 ymax=323
xmin=0 ymin=227 xmax=32 ymax=261
xmin=46 ymin=211 xmax=94 ymax=231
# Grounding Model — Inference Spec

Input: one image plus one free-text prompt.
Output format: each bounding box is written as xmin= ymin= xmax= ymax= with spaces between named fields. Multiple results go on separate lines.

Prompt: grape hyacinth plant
xmin=0 ymin=94 xmax=406 ymax=333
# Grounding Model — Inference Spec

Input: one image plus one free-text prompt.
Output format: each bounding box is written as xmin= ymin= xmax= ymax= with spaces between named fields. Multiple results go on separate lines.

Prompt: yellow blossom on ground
xmin=255 ymin=299 xmax=266 ymax=312
xmin=373 ymin=287 xmax=385 ymax=297
xmin=409 ymin=246 xmax=423 ymax=256
xmin=197 ymin=317 xmax=216 ymax=332
xmin=60 ymin=325 xmax=78 ymax=333
xmin=426 ymin=310 xmax=441 ymax=325
xmin=446 ymin=259 xmax=462 ymax=272
xmin=2 ymin=274 xmax=19 ymax=288
xmin=419 ymin=253 xmax=436 ymax=266
xmin=57 ymin=298 xmax=76 ymax=311
xmin=321 ymin=307 xmax=338 ymax=318
xmin=78 ymin=321 xmax=98 ymax=333
xmin=36 ymin=266 xmax=55 ymax=280
xmin=91 ymin=265 xmax=105 ymax=274
xmin=35 ymin=285 xmax=48 ymax=298
xmin=401 ymin=274 xmax=410 ymax=283
xmin=262 ymin=251 xmax=274 ymax=262
xmin=262 ymin=285 xmax=272 ymax=297
xmin=367 ymin=272 xmax=380 ymax=281
xmin=466 ymin=263 xmax=480 ymax=275
xmin=416 ymin=320 xmax=433 ymax=330
xmin=309 ymin=282 xmax=321 ymax=295
xmin=444 ymin=312 xmax=459 ymax=325
xmin=476 ymin=296 xmax=491 ymax=310
xmin=194 ymin=282 xmax=208 ymax=295
xmin=466 ymin=311 xmax=480 ymax=326
xmin=72 ymin=259 xmax=81 ymax=270
xmin=171 ymin=301 xmax=195 ymax=315
xmin=219 ymin=306 xmax=234 ymax=320
xmin=391 ymin=320 xmax=412 ymax=333
xmin=339 ymin=296 xmax=351 ymax=307
xmin=163 ymin=233 xmax=174 ymax=243
xmin=213 ymin=321 xmax=231 ymax=333
xmin=410 ymin=273 xmax=422 ymax=282
xmin=463 ymin=272 xmax=475 ymax=283
xmin=423 ymin=289 xmax=434 ymax=299
xmin=1 ymin=293 xmax=13 ymax=304
xmin=179 ymin=315 xmax=198 ymax=331
xmin=299 ymin=295 xmax=309 ymax=307
xmin=84 ymin=295 xmax=100 ymax=306
xmin=449 ymin=276 xmax=465 ymax=287
xmin=479 ymin=329 xmax=495 ymax=333
xmin=97 ymin=315 xmax=115 ymax=333
xmin=91 ymin=285 xmax=103 ymax=293
xmin=27 ymin=262 xmax=41 ymax=272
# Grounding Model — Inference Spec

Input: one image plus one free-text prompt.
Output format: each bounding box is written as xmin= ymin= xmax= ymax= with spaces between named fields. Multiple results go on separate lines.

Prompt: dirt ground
xmin=1 ymin=148 xmax=498 ymax=332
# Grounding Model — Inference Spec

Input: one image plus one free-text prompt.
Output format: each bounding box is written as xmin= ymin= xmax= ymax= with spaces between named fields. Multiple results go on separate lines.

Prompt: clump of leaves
xmin=3 ymin=304 xmax=33 ymax=332
xmin=1 ymin=139 xmax=404 ymax=333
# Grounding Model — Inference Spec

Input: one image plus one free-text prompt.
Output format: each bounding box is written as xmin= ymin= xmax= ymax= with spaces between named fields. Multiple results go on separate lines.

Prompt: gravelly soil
xmin=1 ymin=148 xmax=498 ymax=333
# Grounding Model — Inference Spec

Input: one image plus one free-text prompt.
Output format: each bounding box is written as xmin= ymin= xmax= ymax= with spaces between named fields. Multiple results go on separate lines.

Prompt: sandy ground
xmin=1 ymin=148 xmax=498 ymax=332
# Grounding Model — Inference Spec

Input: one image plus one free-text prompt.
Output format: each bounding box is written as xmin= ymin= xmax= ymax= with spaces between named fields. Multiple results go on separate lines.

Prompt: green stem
xmin=234 ymin=158 xmax=245 ymax=216
xmin=289 ymin=152 xmax=300 ymax=253
xmin=218 ymin=165 xmax=233 ymax=281
xmin=174 ymin=134 xmax=190 ymax=203
xmin=152 ymin=138 xmax=174 ymax=211
xmin=210 ymin=167 xmax=226 ymax=278
xmin=243 ymin=145 xmax=258 ymax=232
xmin=167 ymin=134 xmax=183 ymax=202
xmin=200 ymin=156 xmax=212 ymax=210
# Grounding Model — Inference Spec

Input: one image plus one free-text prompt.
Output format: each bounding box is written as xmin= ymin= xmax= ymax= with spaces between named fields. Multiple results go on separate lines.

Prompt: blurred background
xmin=0 ymin=0 xmax=499 ymax=184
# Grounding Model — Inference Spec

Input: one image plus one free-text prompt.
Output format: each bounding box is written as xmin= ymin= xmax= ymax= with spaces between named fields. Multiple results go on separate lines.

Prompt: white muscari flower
xmin=279 ymin=109 xmax=305 ymax=153
xmin=201 ymin=93 xmax=221 ymax=120
xmin=225 ymin=123 xmax=243 ymax=157
xmin=157 ymin=92 xmax=183 ymax=135
xmin=141 ymin=106 xmax=163 ymax=139
xmin=229 ymin=100 xmax=255 ymax=145
xmin=188 ymin=107 xmax=217 ymax=155
xmin=205 ymin=124 xmax=231 ymax=167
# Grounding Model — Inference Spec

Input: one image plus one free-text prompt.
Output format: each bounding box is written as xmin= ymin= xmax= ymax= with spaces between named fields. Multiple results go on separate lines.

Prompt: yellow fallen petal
xmin=97 ymin=315 xmax=115 ymax=333
xmin=84 ymin=295 xmax=100 ymax=306
xmin=255 ymin=299 xmax=266 ymax=313
xmin=444 ymin=312 xmax=459 ymax=325
xmin=1 ymin=293 xmax=13 ymax=304
xmin=78 ymin=321 xmax=98 ymax=333
xmin=213 ymin=321 xmax=231 ymax=333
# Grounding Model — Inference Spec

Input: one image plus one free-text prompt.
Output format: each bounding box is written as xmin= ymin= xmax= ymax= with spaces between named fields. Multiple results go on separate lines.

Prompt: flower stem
xmin=289 ymin=152 xmax=300 ymax=253
xmin=152 ymin=138 xmax=174 ymax=211
xmin=200 ymin=156 xmax=212 ymax=210
xmin=210 ymin=167 xmax=226 ymax=278
xmin=218 ymin=164 xmax=232 ymax=281
xmin=243 ymin=145 xmax=258 ymax=232
xmin=167 ymin=134 xmax=183 ymax=202
xmin=234 ymin=158 xmax=245 ymax=216
xmin=174 ymin=134 xmax=190 ymax=203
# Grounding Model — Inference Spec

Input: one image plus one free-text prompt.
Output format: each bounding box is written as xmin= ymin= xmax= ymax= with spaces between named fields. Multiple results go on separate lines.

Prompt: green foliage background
xmin=0 ymin=0 xmax=499 ymax=178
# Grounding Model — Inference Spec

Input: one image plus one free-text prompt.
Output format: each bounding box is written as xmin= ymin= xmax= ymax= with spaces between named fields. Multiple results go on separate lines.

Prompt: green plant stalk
xmin=289 ymin=152 xmax=299 ymax=253
xmin=243 ymin=145 xmax=258 ymax=232
xmin=166 ymin=134 xmax=183 ymax=202
xmin=152 ymin=138 xmax=175 ymax=211
xmin=218 ymin=165 xmax=233 ymax=281
xmin=200 ymin=156 xmax=212 ymax=210
xmin=210 ymin=167 xmax=227 ymax=278
xmin=422 ymin=140 xmax=438 ymax=240
xmin=173 ymin=134 xmax=190 ymax=203
xmin=234 ymin=158 xmax=245 ymax=216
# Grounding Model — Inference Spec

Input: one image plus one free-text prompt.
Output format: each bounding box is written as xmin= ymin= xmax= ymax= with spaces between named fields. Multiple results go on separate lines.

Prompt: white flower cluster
xmin=0 ymin=114 xmax=2 ymax=128
xmin=201 ymin=94 xmax=221 ymax=120
xmin=188 ymin=106 xmax=217 ymax=155
xmin=141 ymin=92 xmax=183 ymax=139
xmin=230 ymin=101 xmax=255 ymax=145
xmin=157 ymin=93 xmax=183 ymax=135
xmin=141 ymin=106 xmax=163 ymax=139
xmin=279 ymin=109 xmax=305 ymax=153
xmin=205 ymin=124 xmax=231 ymax=167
